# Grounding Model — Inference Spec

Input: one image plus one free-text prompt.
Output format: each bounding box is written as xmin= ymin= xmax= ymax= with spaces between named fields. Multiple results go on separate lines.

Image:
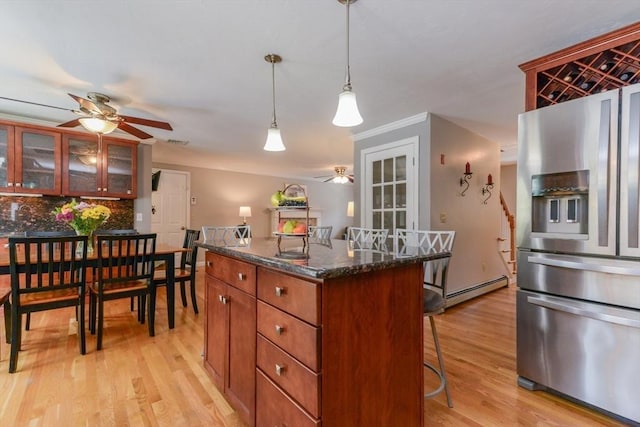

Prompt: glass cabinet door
xmin=103 ymin=140 xmax=136 ymax=198
xmin=0 ymin=124 xmax=14 ymax=191
xmin=63 ymin=135 xmax=100 ymax=197
xmin=14 ymin=127 xmax=61 ymax=194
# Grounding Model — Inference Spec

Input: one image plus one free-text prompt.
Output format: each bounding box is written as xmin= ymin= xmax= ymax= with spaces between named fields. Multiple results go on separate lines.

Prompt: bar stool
xmin=393 ymin=228 xmax=455 ymax=408
xmin=423 ymin=289 xmax=453 ymax=407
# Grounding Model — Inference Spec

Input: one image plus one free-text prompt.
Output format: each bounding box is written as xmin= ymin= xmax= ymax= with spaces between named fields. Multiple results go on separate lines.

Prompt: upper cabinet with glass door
xmin=0 ymin=123 xmax=62 ymax=195
xmin=62 ymin=134 xmax=137 ymax=199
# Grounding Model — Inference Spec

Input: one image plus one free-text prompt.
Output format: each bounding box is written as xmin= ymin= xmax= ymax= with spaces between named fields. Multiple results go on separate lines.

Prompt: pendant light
xmin=264 ymin=53 xmax=286 ymax=151
xmin=332 ymin=0 xmax=363 ymax=127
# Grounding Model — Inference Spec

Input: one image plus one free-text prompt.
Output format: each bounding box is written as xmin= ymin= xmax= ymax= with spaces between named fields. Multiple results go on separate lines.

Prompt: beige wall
xmin=152 ymin=162 xmax=354 ymax=242
xmin=500 ymin=163 xmax=517 ymax=217
xmin=429 ymin=115 xmax=506 ymax=292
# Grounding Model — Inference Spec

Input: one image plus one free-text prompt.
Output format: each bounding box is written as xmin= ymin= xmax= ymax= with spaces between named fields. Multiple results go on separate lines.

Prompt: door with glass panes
xmin=362 ymin=137 xmax=419 ymax=238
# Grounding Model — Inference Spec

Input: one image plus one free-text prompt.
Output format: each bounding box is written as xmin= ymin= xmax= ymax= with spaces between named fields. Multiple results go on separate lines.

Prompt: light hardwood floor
xmin=0 ymin=270 xmax=630 ymax=426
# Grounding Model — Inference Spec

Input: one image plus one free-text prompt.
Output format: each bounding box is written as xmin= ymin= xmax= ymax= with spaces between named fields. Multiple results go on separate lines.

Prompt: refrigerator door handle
xmin=527 ymin=254 xmax=640 ymax=276
xmin=527 ymin=295 xmax=640 ymax=328
xmin=625 ymin=91 xmax=640 ymax=248
xmin=597 ymin=98 xmax=611 ymax=247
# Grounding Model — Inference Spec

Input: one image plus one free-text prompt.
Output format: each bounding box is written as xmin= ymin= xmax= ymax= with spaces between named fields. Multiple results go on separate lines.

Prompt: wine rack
xmin=520 ymin=22 xmax=640 ymax=111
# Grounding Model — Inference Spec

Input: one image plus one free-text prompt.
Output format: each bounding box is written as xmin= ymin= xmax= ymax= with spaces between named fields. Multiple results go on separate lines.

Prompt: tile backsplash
xmin=0 ymin=196 xmax=134 ymax=235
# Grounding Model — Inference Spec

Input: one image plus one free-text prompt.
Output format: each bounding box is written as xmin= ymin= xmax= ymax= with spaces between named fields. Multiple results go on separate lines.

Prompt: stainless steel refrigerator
xmin=516 ymin=83 xmax=640 ymax=424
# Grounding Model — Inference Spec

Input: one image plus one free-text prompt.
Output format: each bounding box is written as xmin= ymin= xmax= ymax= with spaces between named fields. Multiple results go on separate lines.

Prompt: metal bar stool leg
xmin=424 ymin=314 xmax=453 ymax=408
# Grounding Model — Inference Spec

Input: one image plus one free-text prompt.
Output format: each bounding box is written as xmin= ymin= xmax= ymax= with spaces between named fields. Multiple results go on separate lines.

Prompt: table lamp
xmin=239 ymin=206 xmax=252 ymax=224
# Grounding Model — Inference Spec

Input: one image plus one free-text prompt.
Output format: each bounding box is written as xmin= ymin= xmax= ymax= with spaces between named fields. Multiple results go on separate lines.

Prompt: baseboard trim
xmin=436 ymin=275 xmax=509 ymax=308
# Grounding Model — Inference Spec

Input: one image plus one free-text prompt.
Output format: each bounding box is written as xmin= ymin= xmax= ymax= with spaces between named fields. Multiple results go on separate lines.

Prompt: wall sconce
xmin=239 ymin=206 xmax=252 ymax=224
xmin=481 ymin=174 xmax=494 ymax=204
xmin=459 ymin=162 xmax=472 ymax=196
xmin=347 ymin=201 xmax=354 ymax=217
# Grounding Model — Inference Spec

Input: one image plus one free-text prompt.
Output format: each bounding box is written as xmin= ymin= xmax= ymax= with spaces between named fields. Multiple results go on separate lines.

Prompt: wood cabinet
xmin=0 ymin=118 xmax=138 ymax=198
xmin=62 ymin=134 xmax=137 ymax=199
xmin=203 ymin=243 xmax=424 ymax=426
xmin=204 ymin=252 xmax=256 ymax=427
xmin=0 ymin=124 xmax=62 ymax=195
xmin=520 ymin=22 xmax=640 ymax=111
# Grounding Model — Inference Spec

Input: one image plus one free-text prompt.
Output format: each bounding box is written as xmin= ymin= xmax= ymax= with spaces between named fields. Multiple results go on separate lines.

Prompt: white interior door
xmin=151 ymin=169 xmax=190 ymax=249
xmin=361 ymin=137 xmax=419 ymax=236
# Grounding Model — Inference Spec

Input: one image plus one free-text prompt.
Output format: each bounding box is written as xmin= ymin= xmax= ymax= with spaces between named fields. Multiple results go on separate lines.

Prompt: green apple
xmin=283 ymin=220 xmax=296 ymax=233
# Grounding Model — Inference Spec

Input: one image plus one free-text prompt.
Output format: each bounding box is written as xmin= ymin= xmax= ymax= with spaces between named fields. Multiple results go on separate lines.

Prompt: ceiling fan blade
xmin=57 ymin=118 xmax=81 ymax=128
xmin=348 ymin=175 xmax=354 ymax=183
xmin=119 ymin=115 xmax=173 ymax=130
xmin=117 ymin=122 xmax=154 ymax=139
xmin=68 ymin=93 xmax=102 ymax=115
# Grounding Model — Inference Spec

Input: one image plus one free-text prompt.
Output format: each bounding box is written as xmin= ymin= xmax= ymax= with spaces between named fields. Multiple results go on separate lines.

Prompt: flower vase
xmin=75 ymin=231 xmax=94 ymax=257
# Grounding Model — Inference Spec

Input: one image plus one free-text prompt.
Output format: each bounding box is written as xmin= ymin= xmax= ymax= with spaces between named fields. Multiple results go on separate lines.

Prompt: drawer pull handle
xmin=237 ymin=273 xmax=246 ymax=281
xmin=275 ymin=325 xmax=285 ymax=335
xmin=275 ymin=364 xmax=286 ymax=376
xmin=218 ymin=295 xmax=228 ymax=304
xmin=274 ymin=286 xmax=285 ymax=297
xmin=207 ymin=261 xmax=212 ymax=267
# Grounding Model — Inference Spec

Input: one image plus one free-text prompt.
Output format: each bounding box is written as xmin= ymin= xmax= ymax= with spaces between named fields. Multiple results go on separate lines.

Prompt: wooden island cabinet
xmin=201 ymin=238 xmax=451 ymax=427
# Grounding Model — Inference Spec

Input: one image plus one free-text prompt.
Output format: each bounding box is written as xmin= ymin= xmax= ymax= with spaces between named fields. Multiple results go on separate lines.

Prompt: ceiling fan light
xmin=79 ymin=117 xmax=117 ymax=134
xmin=332 ymin=175 xmax=349 ymax=184
xmin=332 ymin=89 xmax=363 ymax=127
xmin=264 ymin=126 xmax=285 ymax=151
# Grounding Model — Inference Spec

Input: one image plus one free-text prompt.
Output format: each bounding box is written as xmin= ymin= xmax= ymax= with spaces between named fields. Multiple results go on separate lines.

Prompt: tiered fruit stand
xmin=272 ymin=184 xmax=310 ymax=255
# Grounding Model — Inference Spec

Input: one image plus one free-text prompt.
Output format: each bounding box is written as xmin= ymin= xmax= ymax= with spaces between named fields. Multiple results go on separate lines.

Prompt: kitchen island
xmin=199 ymin=237 xmax=450 ymax=427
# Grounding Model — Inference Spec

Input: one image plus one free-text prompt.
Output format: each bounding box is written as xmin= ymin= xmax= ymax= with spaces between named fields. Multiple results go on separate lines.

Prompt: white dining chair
xmin=308 ymin=225 xmax=333 ymax=240
xmin=202 ymin=225 xmax=251 ymax=247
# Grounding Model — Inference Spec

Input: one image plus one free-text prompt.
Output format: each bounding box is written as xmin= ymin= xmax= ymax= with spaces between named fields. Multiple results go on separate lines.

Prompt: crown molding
xmin=353 ymin=112 xmax=428 ymax=142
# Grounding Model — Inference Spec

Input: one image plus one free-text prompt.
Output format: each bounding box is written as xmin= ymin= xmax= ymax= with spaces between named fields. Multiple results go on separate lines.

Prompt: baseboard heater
xmin=437 ymin=275 xmax=509 ymax=308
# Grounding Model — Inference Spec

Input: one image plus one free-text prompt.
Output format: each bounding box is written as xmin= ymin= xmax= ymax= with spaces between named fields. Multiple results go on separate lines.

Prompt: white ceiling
xmin=1 ymin=1 xmax=639 ymax=181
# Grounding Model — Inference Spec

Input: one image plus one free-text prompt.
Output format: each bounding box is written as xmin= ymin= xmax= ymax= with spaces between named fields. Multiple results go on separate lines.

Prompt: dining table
xmin=0 ymin=239 xmax=187 ymax=330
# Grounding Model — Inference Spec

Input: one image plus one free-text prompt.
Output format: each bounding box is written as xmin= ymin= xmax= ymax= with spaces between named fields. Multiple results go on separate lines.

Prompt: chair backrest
xmin=8 ymin=235 xmax=89 ymax=306
xmin=201 ymin=225 xmax=251 ymax=247
xmin=181 ymin=229 xmax=200 ymax=268
xmin=308 ymin=225 xmax=333 ymax=240
xmin=94 ymin=229 xmax=138 ymax=235
xmin=95 ymin=233 xmax=157 ymax=291
xmin=347 ymin=227 xmax=389 ymax=245
xmin=25 ymin=230 xmax=77 ymax=237
xmin=394 ymin=229 xmax=455 ymax=298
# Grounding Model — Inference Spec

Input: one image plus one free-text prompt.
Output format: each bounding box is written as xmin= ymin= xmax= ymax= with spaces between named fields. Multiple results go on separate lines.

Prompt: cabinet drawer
xmin=257 ymin=335 xmax=320 ymax=418
xmin=205 ymin=252 xmax=256 ymax=295
xmin=256 ymin=370 xmax=319 ymax=427
xmin=257 ymin=301 xmax=319 ymax=371
xmin=258 ymin=267 xmax=320 ymax=325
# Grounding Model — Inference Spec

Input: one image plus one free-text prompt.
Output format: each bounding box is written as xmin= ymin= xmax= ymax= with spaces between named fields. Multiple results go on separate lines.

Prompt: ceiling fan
xmin=0 ymin=92 xmax=172 ymax=139
xmin=317 ymin=166 xmax=354 ymax=184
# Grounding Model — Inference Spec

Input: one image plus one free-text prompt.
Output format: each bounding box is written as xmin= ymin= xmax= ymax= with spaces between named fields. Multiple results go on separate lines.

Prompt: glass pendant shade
xmin=332 ymin=89 xmax=363 ymax=127
xmin=79 ymin=117 xmax=117 ymax=134
xmin=264 ymin=126 xmax=285 ymax=151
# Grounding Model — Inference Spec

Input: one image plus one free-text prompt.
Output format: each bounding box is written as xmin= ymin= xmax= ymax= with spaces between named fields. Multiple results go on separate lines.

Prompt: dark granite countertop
xmin=197 ymin=237 xmax=450 ymax=279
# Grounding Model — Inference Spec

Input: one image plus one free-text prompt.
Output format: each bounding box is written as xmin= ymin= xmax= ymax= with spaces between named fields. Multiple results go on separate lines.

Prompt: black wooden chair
xmin=89 ymin=233 xmax=156 ymax=350
xmin=0 ymin=278 xmax=10 ymax=362
xmin=23 ymin=230 xmax=80 ymax=330
xmin=7 ymin=234 xmax=89 ymax=373
xmin=153 ymin=229 xmax=201 ymax=313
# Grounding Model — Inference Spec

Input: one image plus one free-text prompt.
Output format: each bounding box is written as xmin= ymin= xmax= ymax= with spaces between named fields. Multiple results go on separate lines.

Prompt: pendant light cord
xmin=344 ymin=0 xmax=352 ymax=91
xmin=271 ymin=58 xmax=278 ymax=127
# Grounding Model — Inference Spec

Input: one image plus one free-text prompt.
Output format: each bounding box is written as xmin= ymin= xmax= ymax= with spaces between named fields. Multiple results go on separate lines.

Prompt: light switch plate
xmin=136 ymin=213 xmax=143 ymax=222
